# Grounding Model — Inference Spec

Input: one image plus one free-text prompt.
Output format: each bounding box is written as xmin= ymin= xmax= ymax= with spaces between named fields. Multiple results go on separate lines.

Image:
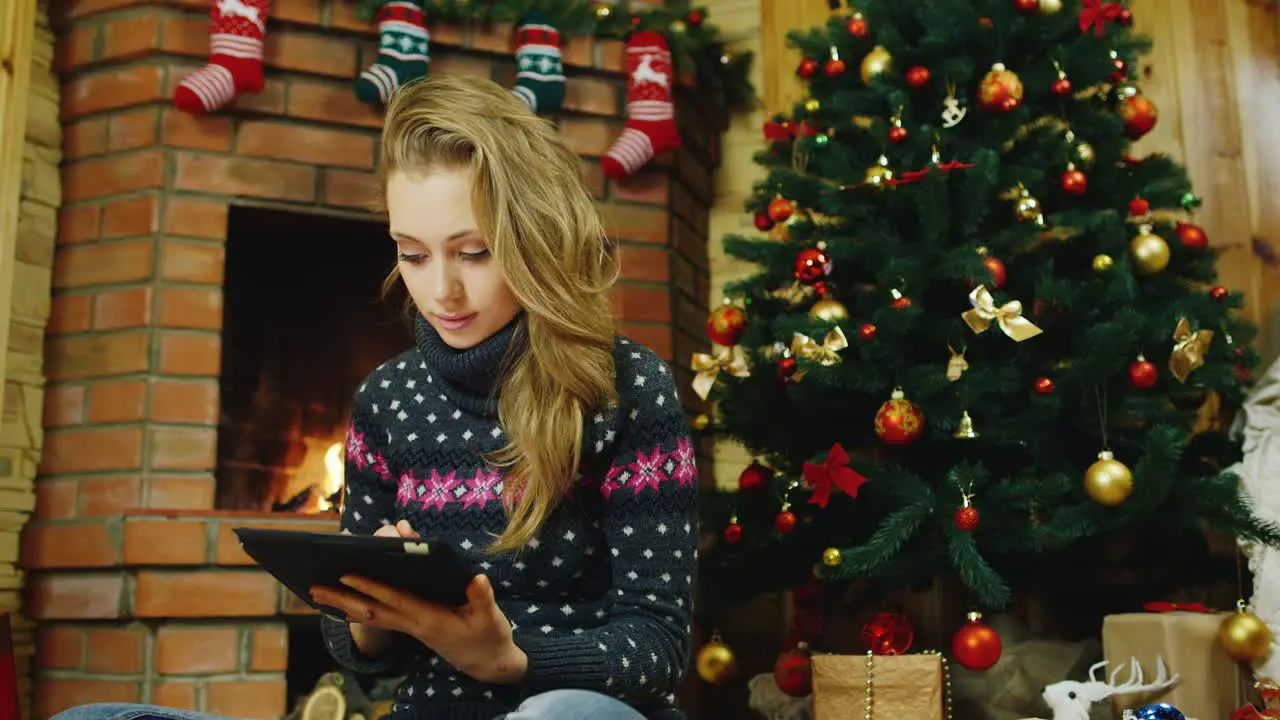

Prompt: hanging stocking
xmin=601 ymin=31 xmax=682 ymax=179
xmin=509 ymin=11 xmax=565 ymax=113
xmin=173 ymin=0 xmax=271 ymax=114
xmin=355 ymin=0 xmax=429 ymax=106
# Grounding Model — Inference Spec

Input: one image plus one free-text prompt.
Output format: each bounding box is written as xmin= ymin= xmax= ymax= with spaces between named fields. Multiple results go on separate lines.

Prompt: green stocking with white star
xmin=509 ymin=11 xmax=564 ymax=113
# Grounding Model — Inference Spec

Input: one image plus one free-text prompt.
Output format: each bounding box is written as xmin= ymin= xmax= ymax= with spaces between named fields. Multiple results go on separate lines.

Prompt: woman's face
xmin=386 ymin=167 xmax=522 ymax=350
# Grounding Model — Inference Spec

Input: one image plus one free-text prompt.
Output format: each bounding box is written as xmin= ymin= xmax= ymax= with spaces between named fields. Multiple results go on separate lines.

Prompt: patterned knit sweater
xmin=321 ymin=314 xmax=699 ymax=720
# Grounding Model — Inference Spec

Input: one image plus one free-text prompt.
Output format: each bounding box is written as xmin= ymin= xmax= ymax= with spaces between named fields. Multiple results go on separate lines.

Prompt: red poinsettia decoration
xmin=1078 ymin=0 xmax=1125 ymax=36
xmin=803 ymin=443 xmax=867 ymax=508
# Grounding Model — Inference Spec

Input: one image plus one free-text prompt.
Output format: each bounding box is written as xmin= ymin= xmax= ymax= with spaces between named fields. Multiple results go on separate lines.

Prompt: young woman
xmin=51 ymin=75 xmax=699 ymax=720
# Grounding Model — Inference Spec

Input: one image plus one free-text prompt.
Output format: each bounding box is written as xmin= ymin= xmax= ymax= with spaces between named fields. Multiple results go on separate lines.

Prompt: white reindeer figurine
xmin=1019 ymin=655 xmax=1198 ymax=720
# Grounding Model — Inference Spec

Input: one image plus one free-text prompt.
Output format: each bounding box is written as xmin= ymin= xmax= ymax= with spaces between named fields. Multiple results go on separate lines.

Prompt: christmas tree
xmin=695 ymin=0 xmax=1280 ymax=618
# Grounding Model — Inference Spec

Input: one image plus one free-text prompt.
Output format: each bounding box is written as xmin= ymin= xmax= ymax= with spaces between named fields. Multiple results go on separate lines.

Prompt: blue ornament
xmin=1132 ymin=703 xmax=1186 ymax=720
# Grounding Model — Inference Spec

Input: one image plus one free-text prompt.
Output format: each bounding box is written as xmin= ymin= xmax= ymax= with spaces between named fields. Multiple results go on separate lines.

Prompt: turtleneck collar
xmin=413 ymin=313 xmax=524 ymax=418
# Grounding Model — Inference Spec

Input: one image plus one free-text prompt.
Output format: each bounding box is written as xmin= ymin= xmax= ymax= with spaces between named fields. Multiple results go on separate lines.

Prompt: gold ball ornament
xmin=1092 ymin=254 xmax=1114 ymax=272
xmin=669 ymin=19 xmax=687 ymax=33
xmin=822 ymin=547 xmax=843 ymax=567
xmin=691 ymin=414 xmax=710 ymax=431
xmin=809 ymin=298 xmax=849 ymax=323
xmin=804 ymin=98 xmax=820 ymax=113
xmin=590 ymin=1 xmax=611 ymax=19
xmin=1130 ymin=226 xmax=1171 ymax=275
xmin=1075 ymin=141 xmax=1096 ymax=167
xmin=696 ymin=636 xmax=738 ymax=684
xmin=860 ymin=46 xmax=893 ymax=85
xmin=1038 ymin=0 xmax=1063 ymax=12
xmin=1219 ymin=609 xmax=1273 ymax=663
xmin=1084 ymin=450 xmax=1133 ymax=506
xmin=978 ymin=63 xmax=1024 ymax=112
xmin=1015 ymin=192 xmax=1042 ymax=223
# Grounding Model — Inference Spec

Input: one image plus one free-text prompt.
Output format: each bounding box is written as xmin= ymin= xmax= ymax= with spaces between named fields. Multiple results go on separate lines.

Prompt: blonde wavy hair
xmin=378 ymin=75 xmax=620 ymax=553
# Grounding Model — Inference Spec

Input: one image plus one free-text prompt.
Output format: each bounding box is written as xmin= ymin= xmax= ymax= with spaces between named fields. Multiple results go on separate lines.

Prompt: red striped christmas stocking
xmin=173 ymin=0 xmax=271 ymax=114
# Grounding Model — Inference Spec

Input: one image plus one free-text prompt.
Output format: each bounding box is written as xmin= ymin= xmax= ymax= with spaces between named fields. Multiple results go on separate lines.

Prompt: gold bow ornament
xmin=1169 ymin=317 xmax=1213 ymax=383
xmin=790 ymin=326 xmax=849 ymax=367
xmin=690 ymin=345 xmax=751 ymax=400
xmin=961 ymin=285 xmax=1043 ymax=342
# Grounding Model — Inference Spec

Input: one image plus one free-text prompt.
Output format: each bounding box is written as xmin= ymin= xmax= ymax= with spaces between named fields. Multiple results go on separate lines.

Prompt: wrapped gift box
xmin=812 ymin=652 xmax=944 ymax=720
xmin=1102 ymin=611 xmax=1245 ymax=719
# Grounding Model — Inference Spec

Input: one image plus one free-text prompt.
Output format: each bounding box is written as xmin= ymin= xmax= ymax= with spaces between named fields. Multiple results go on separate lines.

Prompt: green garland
xmin=355 ymin=0 xmax=756 ymax=112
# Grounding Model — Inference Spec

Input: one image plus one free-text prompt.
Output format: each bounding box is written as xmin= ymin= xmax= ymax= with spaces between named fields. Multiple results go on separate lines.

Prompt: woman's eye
xmin=397 ymin=252 xmax=426 ymax=264
xmin=461 ymin=249 xmax=491 ymax=262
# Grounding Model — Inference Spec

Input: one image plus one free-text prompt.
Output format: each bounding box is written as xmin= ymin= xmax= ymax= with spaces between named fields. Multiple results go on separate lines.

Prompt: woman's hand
xmin=311 ymin=521 xmax=528 ymax=684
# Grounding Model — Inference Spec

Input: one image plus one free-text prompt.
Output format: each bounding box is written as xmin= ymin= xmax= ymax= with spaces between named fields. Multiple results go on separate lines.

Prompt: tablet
xmin=233 ymin=527 xmax=477 ymax=618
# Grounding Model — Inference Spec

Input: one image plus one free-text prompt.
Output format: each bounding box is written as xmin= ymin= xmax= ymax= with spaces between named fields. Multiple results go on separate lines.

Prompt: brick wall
xmin=22 ymin=1 xmax=719 ymax=717
xmin=3 ymin=6 xmax=62 ymax=719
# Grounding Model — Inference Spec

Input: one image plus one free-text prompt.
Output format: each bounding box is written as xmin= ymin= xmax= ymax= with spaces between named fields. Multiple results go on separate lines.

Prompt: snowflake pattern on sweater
xmin=322 ymin=324 xmax=698 ymax=720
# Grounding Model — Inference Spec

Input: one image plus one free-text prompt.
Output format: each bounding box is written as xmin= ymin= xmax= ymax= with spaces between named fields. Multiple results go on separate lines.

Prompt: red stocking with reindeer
xmin=601 ymin=31 xmax=682 ymax=179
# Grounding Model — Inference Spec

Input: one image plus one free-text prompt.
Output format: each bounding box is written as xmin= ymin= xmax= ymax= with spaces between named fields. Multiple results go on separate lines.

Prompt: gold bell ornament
xmin=953 ymin=410 xmax=978 ymax=439
xmin=696 ymin=632 xmax=738 ymax=684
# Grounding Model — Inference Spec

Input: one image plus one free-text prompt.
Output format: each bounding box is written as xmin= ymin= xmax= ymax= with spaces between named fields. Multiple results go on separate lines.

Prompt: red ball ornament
xmin=768 ymin=197 xmax=795 ymax=223
xmin=890 ymin=293 xmax=912 ymax=310
xmin=773 ymin=644 xmax=813 ymax=698
xmin=1237 ymin=364 xmax=1252 ymax=383
xmin=1034 ymin=376 xmax=1055 ymax=395
xmin=1117 ymin=7 xmax=1133 ymax=25
xmin=874 ymin=388 xmax=924 ymax=446
xmin=1119 ymin=94 xmax=1159 ymax=140
xmin=1061 ymin=168 xmax=1087 ymax=195
xmin=774 ymin=507 xmax=797 ymax=535
xmin=953 ymin=612 xmax=1003 ymax=671
xmin=723 ymin=521 xmax=743 ymax=543
xmin=754 ymin=212 xmax=775 ymax=231
xmin=686 ymin=9 xmax=705 ymax=27
xmin=888 ymin=126 xmax=909 ymax=144
xmin=706 ymin=302 xmax=748 ymax=346
xmin=978 ymin=64 xmax=1024 ymax=112
xmin=824 ymin=57 xmax=847 ymax=77
xmin=906 ymin=65 xmax=931 ymax=88
xmin=1013 ymin=0 xmax=1039 ymax=10
xmin=862 ymin=612 xmax=914 ymax=656
xmin=794 ymin=247 xmax=833 ymax=284
xmin=1111 ymin=58 xmax=1128 ymax=81
xmin=777 ymin=356 xmax=798 ymax=381
xmin=1176 ymin=221 xmax=1208 ymax=249
xmin=738 ymin=461 xmax=772 ymax=491
xmin=1129 ymin=197 xmax=1150 ymax=217
xmin=858 ymin=323 xmax=878 ymax=341
xmin=983 ymin=255 xmax=1007 ymax=289
xmin=1128 ymin=355 xmax=1158 ymax=389
xmin=1051 ymin=77 xmax=1072 ymax=96
xmin=797 ymin=58 xmax=819 ymax=79
xmin=846 ymin=15 xmax=869 ymax=38
xmin=1210 ymin=286 xmax=1229 ymax=302
xmin=954 ymin=503 xmax=980 ymax=532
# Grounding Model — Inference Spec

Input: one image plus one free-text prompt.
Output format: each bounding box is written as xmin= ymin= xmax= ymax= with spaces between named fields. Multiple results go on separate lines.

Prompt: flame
xmin=318 ymin=441 xmax=344 ymax=512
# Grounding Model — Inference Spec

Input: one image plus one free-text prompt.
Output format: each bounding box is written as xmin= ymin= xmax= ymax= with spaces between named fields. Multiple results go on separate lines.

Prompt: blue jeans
xmin=50 ymin=689 xmax=646 ymax=720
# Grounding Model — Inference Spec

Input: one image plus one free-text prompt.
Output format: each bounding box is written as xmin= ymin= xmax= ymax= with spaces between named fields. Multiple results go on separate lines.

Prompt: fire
xmin=319 ymin=441 xmax=344 ymax=512
xmin=282 ymin=435 xmax=346 ymax=513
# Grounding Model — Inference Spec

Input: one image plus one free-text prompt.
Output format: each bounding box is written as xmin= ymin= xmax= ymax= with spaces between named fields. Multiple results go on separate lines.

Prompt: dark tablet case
xmin=233 ymin=527 xmax=476 ymax=617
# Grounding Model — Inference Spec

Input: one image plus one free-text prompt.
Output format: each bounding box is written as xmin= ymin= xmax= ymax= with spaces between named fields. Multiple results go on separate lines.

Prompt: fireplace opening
xmin=216 ymin=205 xmax=414 ymax=512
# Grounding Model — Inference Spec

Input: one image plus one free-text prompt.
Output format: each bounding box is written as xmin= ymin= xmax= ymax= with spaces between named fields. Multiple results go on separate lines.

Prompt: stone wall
xmin=3 ymin=5 xmax=62 ymax=718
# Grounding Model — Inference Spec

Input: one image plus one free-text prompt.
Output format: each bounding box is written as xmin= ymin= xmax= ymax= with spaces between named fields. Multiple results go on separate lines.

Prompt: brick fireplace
xmin=20 ymin=1 xmax=720 ymax=717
